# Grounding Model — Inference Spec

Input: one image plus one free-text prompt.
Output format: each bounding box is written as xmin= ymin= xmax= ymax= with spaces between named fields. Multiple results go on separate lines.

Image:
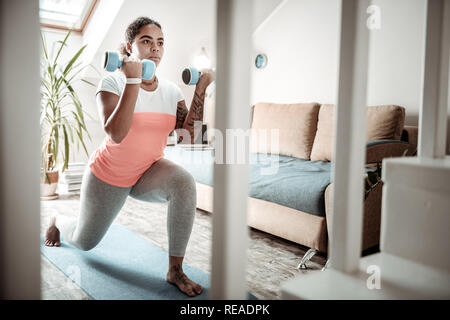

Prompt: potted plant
xmin=40 ymin=29 xmax=96 ymax=200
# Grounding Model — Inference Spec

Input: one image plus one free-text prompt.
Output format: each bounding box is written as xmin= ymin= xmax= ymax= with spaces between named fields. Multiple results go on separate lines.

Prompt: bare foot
xmin=45 ymin=216 xmax=61 ymax=247
xmin=166 ymin=265 xmax=202 ymax=297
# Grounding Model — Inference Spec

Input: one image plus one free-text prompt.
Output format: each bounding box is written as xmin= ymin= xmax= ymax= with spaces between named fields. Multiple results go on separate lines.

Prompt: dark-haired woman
xmin=44 ymin=17 xmax=213 ymax=297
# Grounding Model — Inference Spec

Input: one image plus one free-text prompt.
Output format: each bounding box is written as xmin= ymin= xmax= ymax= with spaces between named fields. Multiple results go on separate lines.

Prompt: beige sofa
xmin=169 ymin=102 xmax=418 ymax=266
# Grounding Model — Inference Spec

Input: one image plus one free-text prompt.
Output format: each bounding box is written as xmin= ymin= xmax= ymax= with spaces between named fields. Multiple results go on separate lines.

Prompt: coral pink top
xmin=89 ymin=72 xmax=184 ymax=187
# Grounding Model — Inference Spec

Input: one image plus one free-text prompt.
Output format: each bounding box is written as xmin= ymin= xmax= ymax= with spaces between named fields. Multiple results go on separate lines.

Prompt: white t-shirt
xmin=95 ymin=71 xmax=184 ymax=116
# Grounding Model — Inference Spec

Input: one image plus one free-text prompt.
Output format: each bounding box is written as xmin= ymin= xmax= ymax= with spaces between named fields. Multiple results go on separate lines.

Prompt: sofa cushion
xmin=250 ymin=102 xmax=320 ymax=160
xmin=310 ymin=105 xmax=406 ymax=161
xmin=367 ymin=105 xmax=405 ymax=140
xmin=309 ymin=104 xmax=334 ymax=162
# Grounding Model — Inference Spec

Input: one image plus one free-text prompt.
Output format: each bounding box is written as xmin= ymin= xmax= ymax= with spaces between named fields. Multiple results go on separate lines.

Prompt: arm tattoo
xmin=175 ymin=101 xmax=188 ymax=130
xmin=171 ymin=264 xmax=189 ymax=285
xmin=175 ymin=87 xmax=207 ymax=144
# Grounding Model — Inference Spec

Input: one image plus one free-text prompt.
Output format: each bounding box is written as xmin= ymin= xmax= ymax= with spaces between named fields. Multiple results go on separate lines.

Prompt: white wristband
xmin=126 ymin=78 xmax=142 ymax=84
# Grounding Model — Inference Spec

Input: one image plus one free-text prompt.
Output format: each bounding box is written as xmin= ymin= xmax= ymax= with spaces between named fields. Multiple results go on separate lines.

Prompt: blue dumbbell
xmin=182 ymin=67 xmax=201 ymax=85
xmin=182 ymin=67 xmax=215 ymax=85
xmin=102 ymin=51 xmax=156 ymax=80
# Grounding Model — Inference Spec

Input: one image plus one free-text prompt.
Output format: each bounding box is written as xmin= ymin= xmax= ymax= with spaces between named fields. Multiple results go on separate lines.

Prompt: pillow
xmin=366 ymin=105 xmax=405 ymax=141
xmin=250 ymin=102 xmax=320 ymax=160
xmin=309 ymin=104 xmax=335 ymax=162
xmin=310 ymin=105 xmax=406 ymax=161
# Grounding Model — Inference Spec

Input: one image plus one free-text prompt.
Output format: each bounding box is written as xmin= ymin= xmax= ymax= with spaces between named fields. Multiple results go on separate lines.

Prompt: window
xmin=39 ymin=0 xmax=97 ymax=32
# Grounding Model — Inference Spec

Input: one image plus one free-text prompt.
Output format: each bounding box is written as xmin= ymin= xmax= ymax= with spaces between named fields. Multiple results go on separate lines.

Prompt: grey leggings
xmin=55 ymin=158 xmax=197 ymax=257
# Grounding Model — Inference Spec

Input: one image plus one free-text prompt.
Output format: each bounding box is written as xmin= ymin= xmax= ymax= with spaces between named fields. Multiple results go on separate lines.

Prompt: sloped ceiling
xmin=253 ymin=0 xmax=285 ymax=31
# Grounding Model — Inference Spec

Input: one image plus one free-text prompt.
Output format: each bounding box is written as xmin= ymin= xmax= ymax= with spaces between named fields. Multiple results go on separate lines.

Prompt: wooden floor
xmin=40 ymin=190 xmax=327 ymax=300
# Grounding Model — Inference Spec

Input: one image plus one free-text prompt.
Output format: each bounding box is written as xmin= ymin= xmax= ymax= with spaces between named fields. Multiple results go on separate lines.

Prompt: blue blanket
xmin=164 ymin=147 xmax=332 ymax=216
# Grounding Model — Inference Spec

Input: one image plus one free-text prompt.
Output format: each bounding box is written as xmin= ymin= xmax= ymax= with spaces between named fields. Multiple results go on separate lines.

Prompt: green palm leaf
xmin=74 ymin=128 xmax=89 ymax=157
xmin=63 ymin=44 xmax=87 ymax=76
xmin=54 ymin=127 xmax=59 ymax=168
xmin=40 ymin=29 xmax=95 ymax=176
xmin=40 ymin=32 xmax=48 ymax=60
xmin=81 ymin=78 xmax=96 ymax=87
xmin=62 ymin=125 xmax=70 ymax=172
xmin=63 ymin=118 xmax=75 ymax=143
xmin=53 ymin=30 xmax=72 ymax=66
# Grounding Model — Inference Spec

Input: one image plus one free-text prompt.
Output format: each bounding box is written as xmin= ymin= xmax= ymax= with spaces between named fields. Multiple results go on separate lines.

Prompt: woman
xmin=44 ymin=16 xmax=213 ymax=297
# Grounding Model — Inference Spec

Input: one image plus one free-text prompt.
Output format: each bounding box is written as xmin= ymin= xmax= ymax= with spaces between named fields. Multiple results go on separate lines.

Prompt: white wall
xmin=41 ymin=27 xmax=83 ymax=62
xmin=83 ymin=0 xmax=216 ymax=110
xmin=81 ymin=0 xmax=124 ymax=69
xmin=73 ymin=0 xmax=217 ymax=162
xmin=367 ymin=0 xmax=426 ymax=114
xmin=251 ymin=0 xmax=340 ymax=105
xmin=251 ymin=0 xmax=449 ymax=153
xmin=71 ymin=0 xmax=305 ymax=163
xmin=252 ymin=0 xmax=284 ymax=31
xmin=58 ymin=0 xmax=450 ymax=164
xmin=368 ymin=0 xmax=449 ymax=154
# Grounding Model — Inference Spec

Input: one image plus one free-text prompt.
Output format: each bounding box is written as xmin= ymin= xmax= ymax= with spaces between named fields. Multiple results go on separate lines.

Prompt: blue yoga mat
xmin=41 ymin=223 xmax=256 ymax=300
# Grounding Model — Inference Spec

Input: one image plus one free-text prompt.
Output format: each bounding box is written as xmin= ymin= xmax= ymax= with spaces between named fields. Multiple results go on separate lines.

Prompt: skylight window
xmin=39 ymin=0 xmax=97 ymax=32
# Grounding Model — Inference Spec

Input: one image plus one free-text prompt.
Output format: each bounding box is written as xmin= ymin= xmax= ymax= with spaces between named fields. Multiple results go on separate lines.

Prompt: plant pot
xmin=41 ymin=170 xmax=59 ymax=200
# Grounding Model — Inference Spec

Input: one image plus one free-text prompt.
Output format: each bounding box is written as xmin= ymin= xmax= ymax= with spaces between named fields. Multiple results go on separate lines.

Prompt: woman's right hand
xmin=120 ymin=55 xmax=142 ymax=79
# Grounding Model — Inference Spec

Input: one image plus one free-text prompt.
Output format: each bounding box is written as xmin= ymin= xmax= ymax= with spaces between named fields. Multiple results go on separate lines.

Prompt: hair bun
xmin=118 ymin=42 xmax=130 ymax=57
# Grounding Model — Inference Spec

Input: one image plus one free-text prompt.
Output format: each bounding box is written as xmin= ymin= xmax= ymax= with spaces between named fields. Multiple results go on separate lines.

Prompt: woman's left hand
xmin=197 ymin=69 xmax=214 ymax=88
